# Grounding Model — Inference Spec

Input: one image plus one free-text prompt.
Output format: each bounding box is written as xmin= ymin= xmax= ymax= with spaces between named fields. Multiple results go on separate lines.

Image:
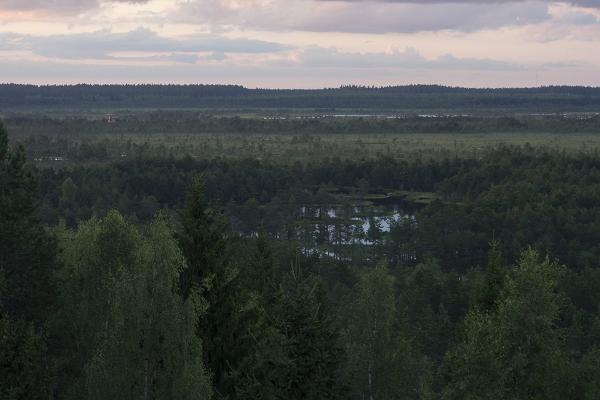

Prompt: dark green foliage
xmin=246 ymin=234 xmax=275 ymax=301
xmin=0 ymin=121 xmax=55 ymax=398
xmin=277 ymin=269 xmax=347 ymax=400
xmin=396 ymin=260 xmax=469 ymax=363
xmin=0 ymin=122 xmax=57 ymax=323
xmin=3 ymin=84 xmax=600 ymax=111
xmin=178 ymin=177 xmax=227 ymax=300
xmin=8 ymin=111 xmax=600 ymax=400
xmin=234 ymin=238 xmax=289 ymax=400
xmin=178 ymin=178 xmax=255 ymax=399
xmin=475 ymin=240 xmax=506 ymax=312
xmin=579 ymin=349 xmax=600 ymax=400
xmin=0 ymin=317 xmax=53 ymax=400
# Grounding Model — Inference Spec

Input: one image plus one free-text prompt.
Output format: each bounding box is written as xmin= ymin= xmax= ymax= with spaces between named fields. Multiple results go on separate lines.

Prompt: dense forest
xmin=4 ymin=114 xmax=600 ymax=399
xmin=3 ymin=84 xmax=600 ymax=111
xmin=4 ymin=111 xmax=600 ymax=165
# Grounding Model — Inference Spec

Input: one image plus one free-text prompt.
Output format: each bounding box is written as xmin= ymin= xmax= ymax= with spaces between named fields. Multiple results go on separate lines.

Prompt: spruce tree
xmin=476 ymin=240 xmax=505 ymax=312
xmin=278 ymin=264 xmax=346 ymax=400
xmin=0 ymin=121 xmax=55 ymax=398
xmin=0 ymin=121 xmax=57 ymax=324
xmin=178 ymin=177 xmax=252 ymax=399
xmin=235 ymin=236 xmax=289 ymax=400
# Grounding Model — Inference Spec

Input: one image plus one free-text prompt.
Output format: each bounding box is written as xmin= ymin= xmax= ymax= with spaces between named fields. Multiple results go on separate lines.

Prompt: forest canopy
xmin=2 ymin=84 xmax=600 ymax=111
xmin=3 ymin=106 xmax=600 ymax=400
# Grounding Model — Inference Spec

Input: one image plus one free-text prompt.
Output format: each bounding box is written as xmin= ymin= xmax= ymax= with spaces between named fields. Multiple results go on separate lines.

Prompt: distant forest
xmin=2 ymin=84 xmax=600 ymax=111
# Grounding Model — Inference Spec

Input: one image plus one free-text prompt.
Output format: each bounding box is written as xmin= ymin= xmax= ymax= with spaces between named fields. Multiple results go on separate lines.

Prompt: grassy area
xmin=80 ymin=131 xmax=600 ymax=161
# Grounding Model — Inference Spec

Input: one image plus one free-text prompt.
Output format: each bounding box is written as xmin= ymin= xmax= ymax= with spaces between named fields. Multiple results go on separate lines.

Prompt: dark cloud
xmin=176 ymin=0 xmax=552 ymax=34
xmin=294 ymin=2 xmax=550 ymax=33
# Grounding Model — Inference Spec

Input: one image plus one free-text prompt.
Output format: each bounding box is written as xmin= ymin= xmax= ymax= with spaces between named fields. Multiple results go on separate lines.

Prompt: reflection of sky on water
xmin=297 ymin=205 xmax=415 ymax=245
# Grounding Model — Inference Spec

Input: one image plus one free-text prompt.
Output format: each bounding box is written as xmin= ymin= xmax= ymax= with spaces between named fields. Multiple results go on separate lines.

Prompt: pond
xmin=296 ymin=204 xmax=416 ymax=246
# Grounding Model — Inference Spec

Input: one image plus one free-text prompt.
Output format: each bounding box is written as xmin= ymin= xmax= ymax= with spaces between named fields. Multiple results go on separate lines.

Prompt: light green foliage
xmin=443 ymin=248 xmax=569 ymax=400
xmin=56 ymin=211 xmax=211 ymax=400
xmin=59 ymin=177 xmax=77 ymax=210
xmin=343 ymin=265 xmax=430 ymax=400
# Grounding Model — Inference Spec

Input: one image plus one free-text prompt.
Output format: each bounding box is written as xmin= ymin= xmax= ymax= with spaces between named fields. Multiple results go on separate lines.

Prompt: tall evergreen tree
xmin=178 ymin=177 xmax=252 ymax=399
xmin=235 ymin=236 xmax=289 ymax=400
xmin=476 ymin=240 xmax=506 ymax=312
xmin=277 ymin=264 xmax=347 ymax=400
xmin=178 ymin=177 xmax=227 ymax=301
xmin=0 ymin=121 xmax=57 ymax=324
xmin=0 ymin=121 xmax=56 ymax=399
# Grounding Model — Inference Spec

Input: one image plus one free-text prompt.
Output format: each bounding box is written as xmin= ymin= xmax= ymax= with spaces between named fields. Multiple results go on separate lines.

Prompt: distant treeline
xmin=2 ymin=84 xmax=600 ymax=111
xmin=5 ymin=112 xmax=600 ymax=141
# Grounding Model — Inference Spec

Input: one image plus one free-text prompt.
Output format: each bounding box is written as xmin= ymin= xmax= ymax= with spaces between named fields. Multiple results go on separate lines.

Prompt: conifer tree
xmin=179 ymin=177 xmax=252 ymax=399
xmin=278 ymin=264 xmax=347 ymax=400
xmin=235 ymin=236 xmax=289 ymax=400
xmin=0 ymin=121 xmax=55 ymax=398
xmin=476 ymin=240 xmax=506 ymax=312
xmin=0 ymin=121 xmax=57 ymax=323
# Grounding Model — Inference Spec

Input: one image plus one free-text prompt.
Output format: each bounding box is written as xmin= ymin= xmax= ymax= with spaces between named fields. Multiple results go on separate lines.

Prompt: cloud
xmin=175 ymin=0 xmax=552 ymax=34
xmin=287 ymin=46 xmax=525 ymax=70
xmin=332 ymin=0 xmax=600 ymax=7
xmin=0 ymin=48 xmax=591 ymax=88
xmin=0 ymin=28 xmax=287 ymax=61
xmin=0 ymin=0 xmax=150 ymax=15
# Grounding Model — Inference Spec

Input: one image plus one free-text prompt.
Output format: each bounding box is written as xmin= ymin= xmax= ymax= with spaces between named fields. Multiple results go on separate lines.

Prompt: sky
xmin=0 ymin=0 xmax=599 ymax=88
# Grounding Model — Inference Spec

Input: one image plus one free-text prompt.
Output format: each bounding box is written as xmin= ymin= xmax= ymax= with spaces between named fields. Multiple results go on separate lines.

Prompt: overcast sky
xmin=1 ymin=0 xmax=599 ymax=87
